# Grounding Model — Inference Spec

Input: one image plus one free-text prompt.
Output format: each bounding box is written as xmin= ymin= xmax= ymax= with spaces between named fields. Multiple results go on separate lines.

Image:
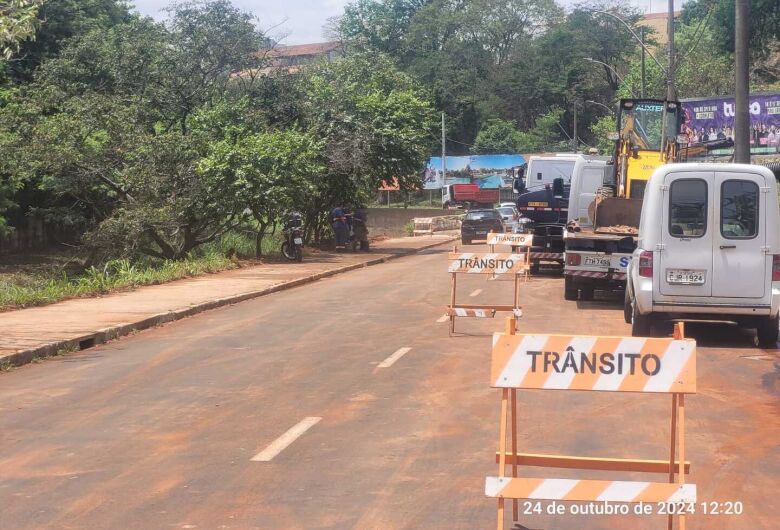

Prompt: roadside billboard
xmin=424 ymin=154 xmax=525 ymax=189
xmin=681 ymin=93 xmax=780 ymax=153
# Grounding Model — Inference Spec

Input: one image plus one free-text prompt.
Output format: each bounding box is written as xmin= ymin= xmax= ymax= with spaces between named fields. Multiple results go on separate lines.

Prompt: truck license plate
xmin=584 ymin=255 xmax=611 ymax=267
xmin=666 ymin=269 xmax=705 ymax=285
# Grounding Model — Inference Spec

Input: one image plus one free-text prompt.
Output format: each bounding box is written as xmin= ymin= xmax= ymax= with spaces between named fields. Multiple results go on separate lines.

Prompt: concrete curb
xmin=1 ymin=236 xmax=456 ymax=369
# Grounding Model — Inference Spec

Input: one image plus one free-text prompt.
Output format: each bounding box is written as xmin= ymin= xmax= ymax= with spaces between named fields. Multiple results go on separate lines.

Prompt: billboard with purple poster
xmin=681 ymin=93 xmax=780 ymax=152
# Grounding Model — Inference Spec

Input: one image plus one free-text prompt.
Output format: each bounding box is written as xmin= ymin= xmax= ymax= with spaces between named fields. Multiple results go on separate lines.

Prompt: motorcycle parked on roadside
xmin=281 ymin=212 xmax=304 ymax=262
xmin=349 ymin=210 xmax=370 ymax=252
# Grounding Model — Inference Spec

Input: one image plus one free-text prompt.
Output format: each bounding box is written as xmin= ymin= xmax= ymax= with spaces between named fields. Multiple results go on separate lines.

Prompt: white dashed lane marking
xmin=377 ymin=347 xmax=412 ymax=369
xmin=251 ymin=417 xmax=322 ymax=462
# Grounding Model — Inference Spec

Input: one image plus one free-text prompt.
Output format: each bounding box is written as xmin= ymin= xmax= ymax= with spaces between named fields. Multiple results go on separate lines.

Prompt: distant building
xmin=255 ymin=41 xmax=344 ymax=75
xmin=639 ymin=11 xmax=681 ymax=47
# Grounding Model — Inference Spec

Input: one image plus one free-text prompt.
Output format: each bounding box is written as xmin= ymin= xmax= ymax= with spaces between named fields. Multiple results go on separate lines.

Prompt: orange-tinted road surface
xmin=0 ymin=244 xmax=777 ymax=529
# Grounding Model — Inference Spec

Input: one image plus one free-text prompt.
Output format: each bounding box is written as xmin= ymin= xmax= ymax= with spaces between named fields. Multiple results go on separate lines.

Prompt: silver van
xmin=626 ymin=163 xmax=780 ymax=346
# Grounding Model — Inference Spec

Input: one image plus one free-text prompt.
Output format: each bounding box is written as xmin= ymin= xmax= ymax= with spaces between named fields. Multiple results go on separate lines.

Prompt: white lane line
xmin=436 ymin=315 xmax=449 ymax=323
xmin=377 ymin=347 xmax=412 ymax=369
xmin=251 ymin=417 xmax=322 ymax=462
xmin=470 ymin=289 xmax=483 ymax=297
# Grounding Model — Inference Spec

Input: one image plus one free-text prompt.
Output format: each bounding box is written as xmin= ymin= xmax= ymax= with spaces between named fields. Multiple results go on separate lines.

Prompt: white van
xmin=626 ymin=163 xmax=780 ymax=346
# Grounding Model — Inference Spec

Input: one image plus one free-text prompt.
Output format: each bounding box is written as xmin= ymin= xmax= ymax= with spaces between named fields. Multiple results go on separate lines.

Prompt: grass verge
xmin=0 ymin=231 xmax=284 ymax=311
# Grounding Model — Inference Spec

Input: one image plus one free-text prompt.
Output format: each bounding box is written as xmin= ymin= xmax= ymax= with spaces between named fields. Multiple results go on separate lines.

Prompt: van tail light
xmin=639 ymin=251 xmax=653 ymax=278
xmin=566 ymin=253 xmax=581 ymax=266
xmin=773 ymin=255 xmax=780 ymax=281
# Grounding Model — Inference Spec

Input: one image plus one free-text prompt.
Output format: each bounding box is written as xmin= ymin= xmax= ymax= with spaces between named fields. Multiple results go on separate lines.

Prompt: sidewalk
xmin=0 ymin=234 xmax=456 ymax=367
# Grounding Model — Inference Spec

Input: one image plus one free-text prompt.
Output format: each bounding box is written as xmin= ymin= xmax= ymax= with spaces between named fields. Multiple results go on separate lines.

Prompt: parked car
xmin=496 ymin=205 xmax=521 ymax=232
xmin=626 ymin=163 xmax=780 ymax=346
xmin=460 ymin=209 xmax=505 ymax=245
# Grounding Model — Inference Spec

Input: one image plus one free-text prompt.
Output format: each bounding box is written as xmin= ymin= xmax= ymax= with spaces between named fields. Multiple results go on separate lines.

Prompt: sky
xmin=132 ymin=0 xmax=351 ymax=44
xmin=132 ymin=0 xmax=684 ymax=46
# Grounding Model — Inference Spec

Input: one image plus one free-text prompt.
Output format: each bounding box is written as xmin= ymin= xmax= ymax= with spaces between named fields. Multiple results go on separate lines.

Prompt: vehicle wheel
xmin=564 ymin=277 xmax=578 ymax=301
xmin=360 ymin=240 xmax=370 ymax=251
xmin=529 ymin=261 xmax=540 ymax=274
xmin=295 ymin=246 xmax=303 ymax=262
xmin=623 ymin=287 xmax=632 ymax=324
xmin=631 ymin=301 xmax=653 ymax=337
xmin=462 ymin=237 xmax=471 ymax=245
xmin=755 ymin=315 xmax=779 ymax=348
xmin=579 ymin=287 xmax=595 ymax=301
xmin=281 ymin=241 xmax=295 ymax=261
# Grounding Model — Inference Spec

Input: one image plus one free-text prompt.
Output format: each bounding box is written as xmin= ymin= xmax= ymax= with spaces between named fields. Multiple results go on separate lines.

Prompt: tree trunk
xmin=255 ymin=223 xmax=267 ymax=258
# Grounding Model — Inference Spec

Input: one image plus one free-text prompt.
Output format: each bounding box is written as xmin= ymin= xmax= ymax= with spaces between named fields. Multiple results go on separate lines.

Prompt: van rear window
xmin=721 ymin=180 xmax=758 ymax=239
xmin=669 ymin=179 xmax=707 ymax=238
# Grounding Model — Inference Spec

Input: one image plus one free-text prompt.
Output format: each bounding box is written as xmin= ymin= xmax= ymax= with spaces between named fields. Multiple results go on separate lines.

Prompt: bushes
xmin=0 ymin=230 xmax=288 ymax=310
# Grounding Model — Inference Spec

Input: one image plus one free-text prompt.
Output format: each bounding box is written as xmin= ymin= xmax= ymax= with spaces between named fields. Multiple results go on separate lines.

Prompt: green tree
xmin=200 ymin=127 xmax=324 ymax=256
xmin=473 ymin=119 xmax=523 ymax=154
xmin=0 ymin=0 xmax=44 ymax=60
xmin=301 ymin=53 xmax=435 ymax=239
xmin=1 ymin=1 xmax=269 ymax=259
xmin=6 ymin=0 xmax=132 ymax=83
xmin=683 ymin=0 xmax=780 ymax=58
xmin=590 ymin=114 xmax=615 ymax=155
xmin=515 ymin=107 xmax=567 ymax=152
xmin=618 ymin=18 xmax=735 ymax=99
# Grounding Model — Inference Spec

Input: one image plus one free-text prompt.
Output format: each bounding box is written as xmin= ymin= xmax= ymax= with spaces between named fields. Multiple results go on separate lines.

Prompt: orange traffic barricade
xmin=447 ymin=251 xmax=525 ymax=336
xmin=487 ymin=232 xmax=533 ymax=281
xmin=487 ymin=321 xmax=696 ymax=530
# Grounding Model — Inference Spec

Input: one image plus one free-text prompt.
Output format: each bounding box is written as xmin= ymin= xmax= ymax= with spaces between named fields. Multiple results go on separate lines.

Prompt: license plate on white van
xmin=666 ymin=269 xmax=705 ymax=285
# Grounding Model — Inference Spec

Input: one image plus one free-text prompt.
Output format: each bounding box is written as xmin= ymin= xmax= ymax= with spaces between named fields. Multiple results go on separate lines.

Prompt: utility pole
xmin=441 ymin=112 xmax=447 ymax=185
xmin=666 ymin=0 xmax=676 ymax=101
xmin=640 ymin=26 xmax=646 ymax=98
xmin=734 ymin=0 xmax=751 ymax=163
xmin=572 ymin=102 xmax=578 ymax=152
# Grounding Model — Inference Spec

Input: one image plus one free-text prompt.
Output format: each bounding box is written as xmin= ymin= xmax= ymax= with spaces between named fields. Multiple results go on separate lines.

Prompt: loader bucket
xmin=594 ymin=198 xmax=642 ymax=231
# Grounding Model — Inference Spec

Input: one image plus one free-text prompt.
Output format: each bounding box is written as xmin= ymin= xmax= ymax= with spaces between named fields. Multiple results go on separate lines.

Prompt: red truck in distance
xmin=442 ymin=183 xmax=499 ymax=209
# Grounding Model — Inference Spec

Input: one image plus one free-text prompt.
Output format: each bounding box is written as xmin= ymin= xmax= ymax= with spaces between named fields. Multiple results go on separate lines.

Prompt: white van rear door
xmin=711 ymin=171 xmax=767 ymax=298
xmin=659 ymin=172 xmax=713 ymax=297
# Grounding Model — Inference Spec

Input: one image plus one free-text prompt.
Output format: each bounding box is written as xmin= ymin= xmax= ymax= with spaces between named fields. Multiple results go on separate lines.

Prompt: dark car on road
xmin=460 ymin=209 xmax=504 ymax=245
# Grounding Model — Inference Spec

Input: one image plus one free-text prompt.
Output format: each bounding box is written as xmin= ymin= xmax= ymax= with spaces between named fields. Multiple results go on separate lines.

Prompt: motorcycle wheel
xmin=295 ymin=245 xmax=303 ymax=262
xmin=281 ymin=241 xmax=297 ymax=261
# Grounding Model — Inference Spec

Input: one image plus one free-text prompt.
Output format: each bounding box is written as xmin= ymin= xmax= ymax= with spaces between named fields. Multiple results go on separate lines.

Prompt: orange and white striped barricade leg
xmin=487 ymin=323 xmax=696 ymax=530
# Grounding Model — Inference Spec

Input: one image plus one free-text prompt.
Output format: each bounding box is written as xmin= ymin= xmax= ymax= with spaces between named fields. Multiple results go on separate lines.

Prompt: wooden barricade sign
xmin=487 ymin=233 xmax=533 ymax=247
xmin=487 ymin=322 xmax=696 ymax=530
xmin=447 ymin=252 xmax=524 ymax=335
xmin=487 ymin=233 xmax=533 ymax=280
xmin=448 ymin=252 xmax=528 ymax=275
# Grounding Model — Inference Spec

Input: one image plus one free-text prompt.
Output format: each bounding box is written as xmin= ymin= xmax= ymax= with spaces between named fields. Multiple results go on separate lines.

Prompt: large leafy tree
xmin=200 ymin=125 xmax=324 ymax=256
xmin=2 ymin=1 xmax=268 ymax=259
xmin=301 ymin=53 xmax=435 ymax=239
xmin=5 ymin=0 xmax=132 ymax=83
xmin=0 ymin=0 xmax=44 ymax=60
xmin=683 ymin=0 xmax=780 ymax=58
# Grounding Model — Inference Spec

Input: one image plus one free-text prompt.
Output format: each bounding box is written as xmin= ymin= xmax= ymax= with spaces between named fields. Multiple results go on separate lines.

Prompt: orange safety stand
xmin=487 ymin=231 xmax=533 ymax=282
xmin=448 ymin=249 xmax=524 ymax=336
xmin=488 ymin=321 xmax=696 ymax=530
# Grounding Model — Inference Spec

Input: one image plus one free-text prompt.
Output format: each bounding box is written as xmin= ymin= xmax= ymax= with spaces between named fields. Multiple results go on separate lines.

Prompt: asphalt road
xmin=1 ymin=243 xmax=778 ymax=530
